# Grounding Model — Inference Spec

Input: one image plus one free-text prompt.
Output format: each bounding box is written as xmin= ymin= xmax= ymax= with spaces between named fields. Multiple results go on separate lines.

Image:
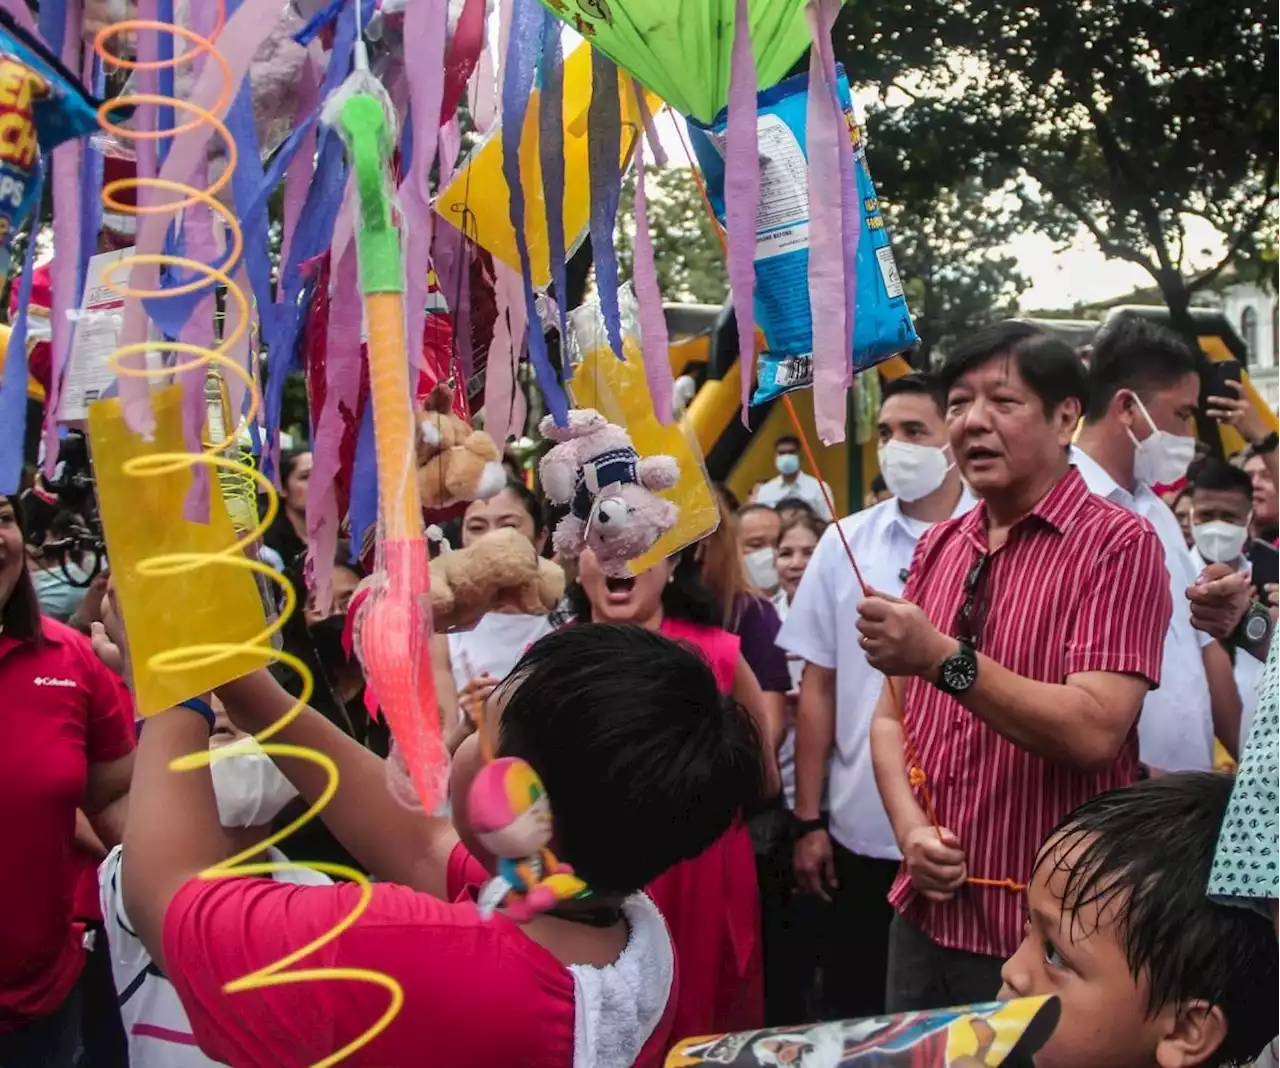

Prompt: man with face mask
xmin=776 ymin=374 xmax=974 ymax=1021
xmin=98 ymin=702 xmax=331 ymax=1067
xmin=1072 ymin=313 xmax=1242 ymax=769
xmin=754 ymin=437 xmax=834 ymax=520
xmin=1190 ymin=460 xmax=1278 ymax=746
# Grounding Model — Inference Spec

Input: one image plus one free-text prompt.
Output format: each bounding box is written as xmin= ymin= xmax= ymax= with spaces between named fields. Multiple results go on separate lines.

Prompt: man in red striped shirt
xmin=859 ymin=322 xmax=1172 ymax=1011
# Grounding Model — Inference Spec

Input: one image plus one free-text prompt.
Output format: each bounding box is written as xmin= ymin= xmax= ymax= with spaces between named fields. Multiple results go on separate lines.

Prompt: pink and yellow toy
xmin=469 ymin=756 xmax=588 ymax=921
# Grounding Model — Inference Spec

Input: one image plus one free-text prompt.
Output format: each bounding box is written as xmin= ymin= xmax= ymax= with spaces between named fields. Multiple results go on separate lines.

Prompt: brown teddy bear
xmin=428 ymin=528 xmax=565 ymax=632
xmin=416 ymin=386 xmax=508 ymax=511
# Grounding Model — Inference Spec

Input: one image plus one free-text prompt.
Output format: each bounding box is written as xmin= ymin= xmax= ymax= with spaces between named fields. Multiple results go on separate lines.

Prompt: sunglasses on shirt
xmin=955 ymin=553 xmax=991 ymax=650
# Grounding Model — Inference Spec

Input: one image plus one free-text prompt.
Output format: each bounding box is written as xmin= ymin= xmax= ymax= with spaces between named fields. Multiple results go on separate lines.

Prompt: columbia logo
xmin=34 ymin=677 xmax=77 ymax=688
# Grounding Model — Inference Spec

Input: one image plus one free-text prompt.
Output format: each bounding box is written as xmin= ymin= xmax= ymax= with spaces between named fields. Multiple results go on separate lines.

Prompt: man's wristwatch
xmin=791 ymin=813 xmax=828 ymax=841
xmin=1232 ymin=601 xmax=1271 ymax=647
xmin=934 ymin=641 xmax=979 ymax=696
xmin=1253 ymin=431 xmax=1279 ymax=455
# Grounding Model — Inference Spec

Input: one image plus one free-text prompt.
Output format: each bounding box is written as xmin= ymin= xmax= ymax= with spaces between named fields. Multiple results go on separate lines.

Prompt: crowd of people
xmin=1 ymin=313 xmax=1278 ymax=1068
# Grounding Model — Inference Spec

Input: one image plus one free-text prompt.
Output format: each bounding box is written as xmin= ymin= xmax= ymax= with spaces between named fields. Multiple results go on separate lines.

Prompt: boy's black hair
xmin=561 ymin=547 xmax=720 ymax=629
xmin=1084 ymin=312 xmax=1200 ymax=424
xmin=881 ymin=371 xmax=946 ymax=418
xmin=870 ymin=474 xmax=888 ymax=494
xmin=939 ymin=321 xmax=1087 ymax=418
xmin=775 ymin=434 xmax=800 ymax=450
xmin=1192 ymin=458 xmax=1255 ymax=503
xmin=497 ymin=623 xmax=765 ymax=896
xmin=493 ymin=478 xmax=547 ymax=537
xmin=775 ymin=497 xmax=817 ymax=518
xmin=1037 ymin=772 xmax=1277 ymax=1067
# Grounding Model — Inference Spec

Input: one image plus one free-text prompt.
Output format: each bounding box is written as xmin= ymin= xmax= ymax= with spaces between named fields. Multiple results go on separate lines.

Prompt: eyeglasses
xmin=955 ymin=553 xmax=991 ymax=650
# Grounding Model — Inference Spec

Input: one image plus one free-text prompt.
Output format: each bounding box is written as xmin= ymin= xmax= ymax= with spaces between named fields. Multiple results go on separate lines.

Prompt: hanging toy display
xmin=538 ymin=408 xmax=680 ymax=576
xmin=415 ymin=383 xmax=507 ymax=510
xmin=470 ymin=756 xmax=589 ymax=922
xmin=429 ymin=527 xmax=564 ymax=632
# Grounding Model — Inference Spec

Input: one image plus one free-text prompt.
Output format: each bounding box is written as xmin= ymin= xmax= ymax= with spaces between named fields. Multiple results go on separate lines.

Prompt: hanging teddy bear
xmin=416 ymin=384 xmax=507 ymax=511
xmin=537 ymin=409 xmax=679 ymax=577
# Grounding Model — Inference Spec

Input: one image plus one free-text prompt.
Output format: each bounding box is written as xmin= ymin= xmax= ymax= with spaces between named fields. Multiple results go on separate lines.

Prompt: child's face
xmin=1000 ymin=832 xmax=1193 ymax=1068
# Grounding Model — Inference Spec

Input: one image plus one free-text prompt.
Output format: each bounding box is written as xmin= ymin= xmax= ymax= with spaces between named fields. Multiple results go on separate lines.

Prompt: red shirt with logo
xmin=0 ymin=617 xmax=135 ymax=1028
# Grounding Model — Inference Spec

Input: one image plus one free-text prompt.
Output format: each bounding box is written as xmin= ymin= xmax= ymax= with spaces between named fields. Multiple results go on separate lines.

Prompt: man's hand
xmin=794 ymin=828 xmax=838 ymax=903
xmin=1207 ymin=380 xmax=1270 ymax=446
xmin=1187 ymin=563 xmax=1252 ymax=641
xmin=93 ymin=580 xmax=133 ymax=682
xmin=902 ymin=825 xmax=967 ymax=902
xmin=857 ymin=592 xmax=953 ymax=678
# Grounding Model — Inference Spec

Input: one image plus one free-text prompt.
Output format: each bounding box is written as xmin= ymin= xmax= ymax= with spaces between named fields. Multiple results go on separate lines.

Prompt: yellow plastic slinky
xmin=91 ymin=11 xmax=402 ymax=1065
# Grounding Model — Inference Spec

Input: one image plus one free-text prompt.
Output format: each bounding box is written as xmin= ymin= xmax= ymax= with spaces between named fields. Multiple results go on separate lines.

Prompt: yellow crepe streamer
xmin=435 ymin=42 xmax=662 ymax=286
xmin=90 ymin=12 xmax=402 ymax=1065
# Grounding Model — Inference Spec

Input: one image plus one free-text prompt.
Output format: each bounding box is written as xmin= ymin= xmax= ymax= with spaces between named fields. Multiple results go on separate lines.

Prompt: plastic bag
xmin=687 ymin=65 xmax=918 ymax=405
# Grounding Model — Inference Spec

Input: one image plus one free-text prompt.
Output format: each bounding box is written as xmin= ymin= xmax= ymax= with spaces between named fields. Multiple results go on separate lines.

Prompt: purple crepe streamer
xmin=586 ymin=52 xmax=625 ymax=361
xmin=538 ymin=20 xmax=569 ymax=349
xmin=40 ymin=0 xmax=81 ymax=477
xmin=500 ymin=0 xmax=567 ymax=425
xmin=806 ymin=0 xmax=852 ymax=445
xmin=349 ymin=391 xmax=377 ymax=566
xmin=117 ymin=0 xmax=287 ymax=439
xmin=484 ymin=262 xmax=527 ymax=449
xmin=399 ymin=0 xmax=449 ymax=382
xmin=633 ymin=85 xmax=667 ymax=167
xmin=280 ymin=53 xmax=320 ymax=270
xmin=631 ymin=132 xmax=674 ymax=425
xmin=222 ymin=262 xmax=252 ymax=434
xmin=307 ymin=241 xmax=361 ymax=614
xmin=725 ymin=0 xmax=759 ymax=426
xmin=0 ymin=168 xmax=43 ymax=495
xmin=430 ymin=218 xmax=466 ymax=369
xmin=77 ymin=54 xmax=105 ymax=279
xmin=438 ymin=117 xmax=462 ymax=186
xmin=0 ymin=0 xmax=36 ymax=34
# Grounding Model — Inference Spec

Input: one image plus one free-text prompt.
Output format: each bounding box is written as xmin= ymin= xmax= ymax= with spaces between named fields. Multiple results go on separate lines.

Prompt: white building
xmin=1217 ymin=281 xmax=1279 ymax=409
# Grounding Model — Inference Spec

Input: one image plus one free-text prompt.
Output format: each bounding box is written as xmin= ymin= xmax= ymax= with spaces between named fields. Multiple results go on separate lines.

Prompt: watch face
xmin=1246 ymin=612 xmax=1269 ymax=642
xmin=942 ymin=654 xmax=978 ymax=692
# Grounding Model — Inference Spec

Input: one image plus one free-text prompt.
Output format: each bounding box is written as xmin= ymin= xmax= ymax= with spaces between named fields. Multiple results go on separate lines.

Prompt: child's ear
xmin=1155 ymin=1001 xmax=1227 ymax=1068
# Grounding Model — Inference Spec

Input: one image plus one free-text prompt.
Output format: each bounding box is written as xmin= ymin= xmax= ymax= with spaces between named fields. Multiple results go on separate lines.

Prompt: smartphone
xmin=1249 ymin=537 xmax=1280 ymax=594
xmin=1210 ymin=359 xmax=1242 ymax=398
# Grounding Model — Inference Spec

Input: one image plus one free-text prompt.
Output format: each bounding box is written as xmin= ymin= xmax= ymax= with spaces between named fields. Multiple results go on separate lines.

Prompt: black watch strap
xmin=791 ymin=814 xmax=828 ymax=840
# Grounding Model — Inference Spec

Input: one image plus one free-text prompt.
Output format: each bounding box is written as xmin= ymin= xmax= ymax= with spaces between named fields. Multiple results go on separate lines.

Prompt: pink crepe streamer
xmin=280 ymin=52 xmax=320 ymax=271
xmin=469 ymin=43 xmax=497 ymax=133
xmin=222 ymin=262 xmax=252 ymax=430
xmin=438 ymin=116 xmax=462 ymax=185
xmin=41 ymin=0 xmax=82 ymax=477
xmin=631 ymin=131 xmax=674 ymax=426
xmin=0 ymin=0 xmax=36 ymax=34
xmin=805 ymin=0 xmax=850 ymax=446
xmin=724 ymin=0 xmax=758 ymax=427
xmin=400 ymin=0 xmax=449 ymax=381
xmin=483 ymin=261 xmax=527 ymax=448
xmin=307 ymin=240 xmax=361 ymax=616
xmin=116 ymin=0 xmax=287 ymax=438
xmin=177 ymin=152 xmax=218 ymax=522
xmin=633 ymin=85 xmax=667 ymax=168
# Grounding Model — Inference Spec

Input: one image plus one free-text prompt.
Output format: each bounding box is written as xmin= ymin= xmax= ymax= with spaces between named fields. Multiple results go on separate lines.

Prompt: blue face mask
xmin=32 ymin=563 xmax=90 ymax=622
xmin=776 ymin=453 xmax=801 ymax=477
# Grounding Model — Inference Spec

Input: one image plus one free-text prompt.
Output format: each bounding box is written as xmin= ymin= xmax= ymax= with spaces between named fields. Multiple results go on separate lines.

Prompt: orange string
xmin=673 ymin=112 xmax=1024 ymax=893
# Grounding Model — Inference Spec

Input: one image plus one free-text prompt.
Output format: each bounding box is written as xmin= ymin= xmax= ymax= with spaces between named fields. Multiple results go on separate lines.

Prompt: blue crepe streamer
xmin=501 ymin=0 xmax=567 ymax=425
xmin=294 ymin=0 xmax=345 ymax=44
xmin=587 ymin=52 xmax=624 ymax=360
xmin=223 ymin=77 xmax=275 ymax=329
xmin=156 ymin=0 xmax=174 ymax=163
xmin=0 ymin=170 xmax=45 ymax=495
xmin=260 ymin=129 xmax=349 ymax=481
xmin=348 ymin=394 xmax=377 ymax=560
xmin=77 ymin=57 xmax=105 ymax=283
xmin=37 ymin=0 xmax=66 ymax=53
xmin=538 ymin=20 xmax=569 ymax=350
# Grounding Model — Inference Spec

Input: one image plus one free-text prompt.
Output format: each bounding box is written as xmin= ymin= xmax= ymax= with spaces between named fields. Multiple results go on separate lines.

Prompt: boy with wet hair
xmin=1001 ymin=772 xmax=1277 ymax=1068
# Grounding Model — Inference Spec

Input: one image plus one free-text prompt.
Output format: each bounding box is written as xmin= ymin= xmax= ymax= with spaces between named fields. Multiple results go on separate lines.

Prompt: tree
xmin=614 ymin=166 xmax=729 ymax=305
xmin=834 ymin=0 xmax=1279 ymax=338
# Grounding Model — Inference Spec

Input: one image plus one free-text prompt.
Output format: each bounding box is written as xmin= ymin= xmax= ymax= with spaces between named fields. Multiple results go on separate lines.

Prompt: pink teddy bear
xmin=538 ymin=409 xmax=680 ymax=577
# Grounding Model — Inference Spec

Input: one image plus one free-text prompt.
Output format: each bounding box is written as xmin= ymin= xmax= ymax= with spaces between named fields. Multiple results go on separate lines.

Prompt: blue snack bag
xmin=0 ymin=11 xmax=102 ymax=273
xmin=687 ymin=65 xmax=918 ymax=404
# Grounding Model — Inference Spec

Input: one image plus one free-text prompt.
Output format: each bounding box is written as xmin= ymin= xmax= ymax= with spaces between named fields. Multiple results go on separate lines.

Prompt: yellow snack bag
xmin=88 ymin=384 xmax=268 ymax=715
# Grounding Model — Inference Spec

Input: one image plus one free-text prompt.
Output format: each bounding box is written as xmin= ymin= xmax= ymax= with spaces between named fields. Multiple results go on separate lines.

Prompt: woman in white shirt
xmin=432 ymin=482 xmax=554 ymax=736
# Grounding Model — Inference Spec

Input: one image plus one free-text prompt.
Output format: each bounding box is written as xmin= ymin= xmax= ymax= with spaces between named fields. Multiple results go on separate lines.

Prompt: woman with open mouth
xmin=563 ymin=546 xmax=782 ymax=1042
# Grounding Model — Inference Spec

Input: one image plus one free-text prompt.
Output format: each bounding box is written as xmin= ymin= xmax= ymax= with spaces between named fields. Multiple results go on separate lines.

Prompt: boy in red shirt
xmin=116 ymin=623 xmax=764 ymax=1068
xmin=1000 ymin=772 xmax=1277 ymax=1068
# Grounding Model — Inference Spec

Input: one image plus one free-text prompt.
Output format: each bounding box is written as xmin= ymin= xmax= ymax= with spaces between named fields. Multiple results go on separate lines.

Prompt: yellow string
xmin=94 ymin=13 xmax=404 ymax=1064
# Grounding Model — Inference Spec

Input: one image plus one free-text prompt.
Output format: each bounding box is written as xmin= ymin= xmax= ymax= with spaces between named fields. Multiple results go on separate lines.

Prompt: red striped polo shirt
xmin=889 ymin=465 xmax=1171 ymax=958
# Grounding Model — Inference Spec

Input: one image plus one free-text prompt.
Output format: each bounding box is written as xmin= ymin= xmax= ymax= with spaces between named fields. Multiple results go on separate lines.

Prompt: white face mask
xmin=776 ymin=453 xmax=800 ymax=477
xmin=744 ymin=546 xmax=779 ymax=590
xmin=1192 ymin=519 xmax=1250 ymax=565
xmin=877 ymin=440 xmax=953 ymax=503
xmin=1127 ymin=395 xmax=1196 ymax=487
xmin=211 ymin=739 xmax=299 ymax=829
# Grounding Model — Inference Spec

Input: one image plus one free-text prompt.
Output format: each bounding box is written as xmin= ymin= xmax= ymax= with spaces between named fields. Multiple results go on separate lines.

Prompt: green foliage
xmin=614 ymin=166 xmax=729 ymax=305
xmin=835 ymin=0 xmax=1279 ymax=332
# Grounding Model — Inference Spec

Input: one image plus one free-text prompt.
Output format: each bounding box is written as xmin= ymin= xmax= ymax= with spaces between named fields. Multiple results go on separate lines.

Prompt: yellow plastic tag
xmin=88 ymin=384 xmax=268 ymax=715
xmin=434 ymin=43 xmax=663 ymax=288
xmin=567 ymin=288 xmax=719 ymax=576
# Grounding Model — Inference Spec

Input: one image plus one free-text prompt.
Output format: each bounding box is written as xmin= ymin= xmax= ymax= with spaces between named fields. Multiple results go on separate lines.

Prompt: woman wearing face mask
xmin=564 ymin=546 xmax=779 ymax=1038
xmin=25 ymin=507 xmax=97 ymax=623
xmin=431 ymin=482 xmax=555 ymax=732
xmin=98 ymin=700 xmax=330 ymax=1067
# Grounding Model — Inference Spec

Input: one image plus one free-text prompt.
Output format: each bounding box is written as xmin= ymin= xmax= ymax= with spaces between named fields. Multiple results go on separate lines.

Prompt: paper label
xmin=876 ymin=245 xmax=904 ymax=299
